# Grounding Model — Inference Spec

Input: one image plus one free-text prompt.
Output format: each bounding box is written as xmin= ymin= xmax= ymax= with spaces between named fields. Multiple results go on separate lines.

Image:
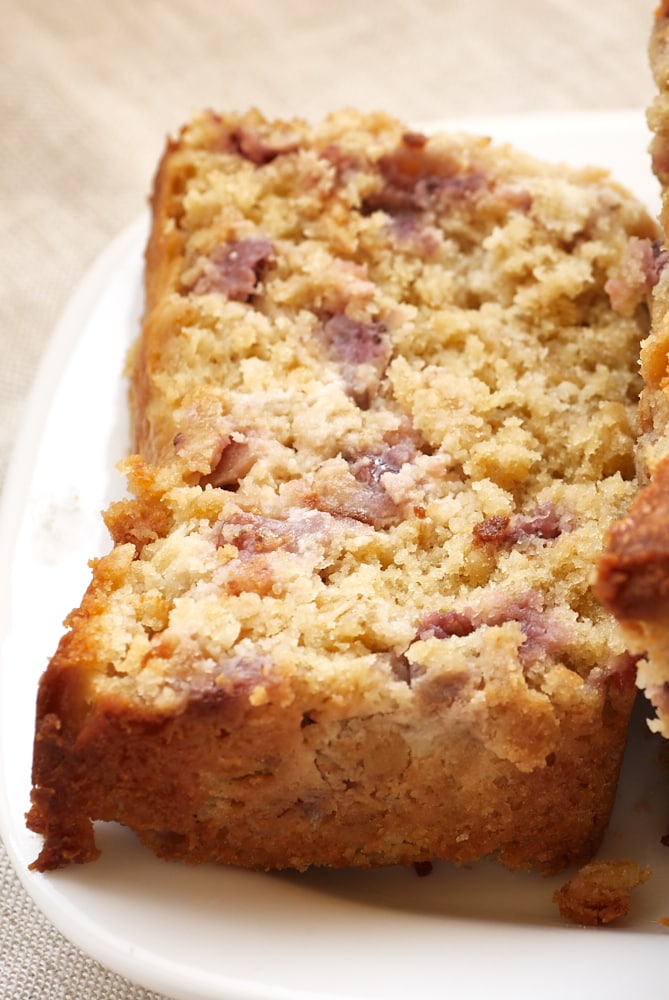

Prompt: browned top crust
xmin=553 ymin=859 xmax=651 ymax=926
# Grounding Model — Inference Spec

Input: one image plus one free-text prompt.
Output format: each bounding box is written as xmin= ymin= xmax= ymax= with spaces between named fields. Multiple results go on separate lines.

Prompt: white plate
xmin=2 ymin=111 xmax=669 ymax=1000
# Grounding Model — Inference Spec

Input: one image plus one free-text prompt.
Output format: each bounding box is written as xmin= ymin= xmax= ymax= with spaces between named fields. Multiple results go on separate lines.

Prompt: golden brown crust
xmin=129 ymin=130 xmax=197 ymax=465
xmin=598 ymin=458 xmax=669 ymax=621
xmin=144 ymin=134 xmax=191 ymax=311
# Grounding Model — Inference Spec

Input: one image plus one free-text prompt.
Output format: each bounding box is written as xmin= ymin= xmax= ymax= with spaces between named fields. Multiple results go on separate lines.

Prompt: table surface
xmin=0 ymin=1 xmax=661 ymax=997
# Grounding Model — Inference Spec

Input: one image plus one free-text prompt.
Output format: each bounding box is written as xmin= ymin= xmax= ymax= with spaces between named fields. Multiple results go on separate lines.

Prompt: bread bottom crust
xmin=28 ymin=640 xmax=636 ymax=875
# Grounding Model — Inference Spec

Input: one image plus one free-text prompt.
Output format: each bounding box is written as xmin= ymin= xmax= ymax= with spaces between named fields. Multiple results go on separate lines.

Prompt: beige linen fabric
xmin=0 ymin=1 xmax=658 ymax=997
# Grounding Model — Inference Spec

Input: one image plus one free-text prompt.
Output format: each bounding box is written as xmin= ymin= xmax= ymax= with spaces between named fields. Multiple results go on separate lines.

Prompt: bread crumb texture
xmin=29 ymin=109 xmax=656 ymax=874
xmin=554 ymin=859 xmax=651 ymax=925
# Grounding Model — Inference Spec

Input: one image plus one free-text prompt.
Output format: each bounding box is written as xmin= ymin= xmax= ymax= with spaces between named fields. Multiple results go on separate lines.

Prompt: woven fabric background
xmin=0 ymin=1 xmax=658 ymax=997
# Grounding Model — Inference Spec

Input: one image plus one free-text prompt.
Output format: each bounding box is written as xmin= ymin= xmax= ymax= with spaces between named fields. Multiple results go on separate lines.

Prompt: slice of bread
xmin=29 ymin=109 xmax=655 ymax=874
